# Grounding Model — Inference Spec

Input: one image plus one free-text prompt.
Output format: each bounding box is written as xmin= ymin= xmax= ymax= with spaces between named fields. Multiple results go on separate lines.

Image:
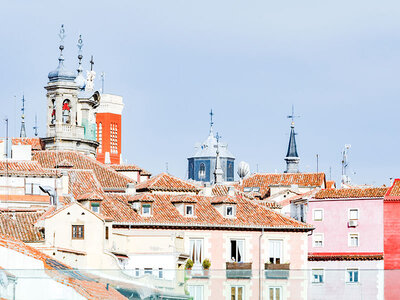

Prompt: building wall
xmin=96 ymin=112 xmax=121 ymax=164
xmin=44 ymin=204 xmax=117 ymax=269
xmin=308 ymin=260 xmax=383 ymax=300
xmin=188 ymin=157 xmax=234 ymax=182
xmin=112 ymin=227 xmax=308 ymax=300
xmin=308 ymin=198 xmax=383 ymax=253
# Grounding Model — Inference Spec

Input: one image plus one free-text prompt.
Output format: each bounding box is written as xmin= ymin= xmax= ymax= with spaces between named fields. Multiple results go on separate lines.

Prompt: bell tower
xmin=41 ymin=25 xmax=99 ymax=156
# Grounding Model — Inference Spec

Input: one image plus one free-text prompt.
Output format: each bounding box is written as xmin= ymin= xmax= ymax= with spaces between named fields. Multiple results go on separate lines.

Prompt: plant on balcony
xmin=185 ymin=259 xmax=194 ymax=270
xmin=202 ymin=258 xmax=211 ymax=270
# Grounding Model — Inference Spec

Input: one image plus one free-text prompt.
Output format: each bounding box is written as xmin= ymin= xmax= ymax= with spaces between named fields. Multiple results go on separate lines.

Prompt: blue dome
xmin=48 ymin=54 xmax=76 ymax=82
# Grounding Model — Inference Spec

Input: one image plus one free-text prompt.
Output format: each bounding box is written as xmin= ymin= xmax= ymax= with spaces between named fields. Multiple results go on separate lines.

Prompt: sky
xmin=0 ymin=0 xmax=399 ymax=186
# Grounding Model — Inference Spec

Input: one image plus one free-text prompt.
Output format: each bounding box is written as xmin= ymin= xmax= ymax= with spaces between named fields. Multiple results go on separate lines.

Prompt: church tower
xmin=41 ymin=25 xmax=99 ymax=156
xmin=284 ymin=106 xmax=300 ymax=173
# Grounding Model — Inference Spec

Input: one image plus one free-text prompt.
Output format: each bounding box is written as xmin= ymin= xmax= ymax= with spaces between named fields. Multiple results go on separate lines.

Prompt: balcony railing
xmin=226 ymin=262 xmax=252 ymax=279
xmin=48 ymin=124 xmax=85 ymax=139
xmin=265 ymin=263 xmax=290 ymax=279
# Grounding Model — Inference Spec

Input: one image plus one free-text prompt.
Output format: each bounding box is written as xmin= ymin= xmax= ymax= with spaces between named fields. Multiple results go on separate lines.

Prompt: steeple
xmin=284 ymin=106 xmax=300 ymax=173
xmin=20 ymin=94 xmax=26 ymax=138
xmin=214 ymin=132 xmax=224 ymax=184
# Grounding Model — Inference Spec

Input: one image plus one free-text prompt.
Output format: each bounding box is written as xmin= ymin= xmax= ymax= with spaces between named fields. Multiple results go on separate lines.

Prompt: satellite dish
xmin=237 ymin=161 xmax=250 ymax=179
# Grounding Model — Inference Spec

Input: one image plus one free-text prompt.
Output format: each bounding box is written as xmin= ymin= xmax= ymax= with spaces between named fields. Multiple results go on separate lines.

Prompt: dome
xmin=190 ymin=131 xmax=235 ymax=159
xmin=48 ymin=53 xmax=76 ymax=82
xmin=75 ymin=72 xmax=86 ymax=90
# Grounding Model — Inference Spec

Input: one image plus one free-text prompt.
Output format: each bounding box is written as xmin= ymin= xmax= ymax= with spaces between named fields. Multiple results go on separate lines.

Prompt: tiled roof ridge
xmin=136 ymin=172 xmax=198 ymax=192
xmin=384 ymin=178 xmax=400 ymax=200
xmin=314 ymin=186 xmax=389 ymax=199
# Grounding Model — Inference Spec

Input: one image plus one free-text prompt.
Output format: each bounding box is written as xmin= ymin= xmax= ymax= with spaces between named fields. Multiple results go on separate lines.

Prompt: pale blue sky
xmin=1 ymin=0 xmax=399 ymax=186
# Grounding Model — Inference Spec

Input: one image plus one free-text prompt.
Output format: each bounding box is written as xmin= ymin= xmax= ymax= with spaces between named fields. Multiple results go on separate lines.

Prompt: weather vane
xmin=58 ymin=24 xmax=66 ymax=45
xmin=209 ymin=109 xmax=214 ymax=133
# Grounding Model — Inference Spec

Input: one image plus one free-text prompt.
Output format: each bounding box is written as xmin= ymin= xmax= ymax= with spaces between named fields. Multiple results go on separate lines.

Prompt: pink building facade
xmin=306 ymin=188 xmax=387 ymax=300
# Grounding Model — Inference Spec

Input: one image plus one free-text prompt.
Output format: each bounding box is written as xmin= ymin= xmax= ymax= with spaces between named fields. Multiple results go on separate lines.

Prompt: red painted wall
xmin=96 ymin=113 xmax=121 ymax=164
xmin=384 ymin=201 xmax=400 ymax=299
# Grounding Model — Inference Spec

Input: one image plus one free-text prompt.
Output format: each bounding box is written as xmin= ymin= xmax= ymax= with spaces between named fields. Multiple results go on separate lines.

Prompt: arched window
xmin=51 ymin=100 xmax=56 ymax=124
xmin=97 ymin=122 xmax=102 ymax=153
xmin=198 ymin=163 xmax=206 ymax=180
xmin=62 ymin=100 xmax=71 ymax=124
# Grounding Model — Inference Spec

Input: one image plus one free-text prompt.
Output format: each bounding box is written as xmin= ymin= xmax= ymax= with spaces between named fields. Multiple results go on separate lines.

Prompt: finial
xmin=57 ymin=25 xmax=66 ymax=65
xmin=90 ymin=55 xmax=94 ymax=71
xmin=77 ymin=34 xmax=83 ymax=66
xmin=209 ymin=109 xmax=214 ymax=134
xmin=215 ymin=132 xmax=221 ymax=144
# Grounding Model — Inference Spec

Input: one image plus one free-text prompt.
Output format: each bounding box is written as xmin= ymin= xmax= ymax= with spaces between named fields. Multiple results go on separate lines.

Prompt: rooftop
xmin=135 ymin=172 xmax=199 ymax=193
xmin=314 ymin=187 xmax=389 ymax=199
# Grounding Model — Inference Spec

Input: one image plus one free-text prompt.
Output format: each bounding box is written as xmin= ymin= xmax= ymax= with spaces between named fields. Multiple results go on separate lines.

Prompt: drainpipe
xmin=259 ymin=227 xmax=264 ymax=300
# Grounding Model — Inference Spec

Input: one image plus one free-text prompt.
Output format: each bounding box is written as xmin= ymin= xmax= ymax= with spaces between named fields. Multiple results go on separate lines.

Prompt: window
xmin=349 ymin=209 xmax=359 ymax=220
xmin=190 ymin=239 xmax=203 ymax=265
xmin=313 ymin=234 xmax=323 ymax=247
xmin=346 ymin=269 xmax=359 ymax=283
xmin=110 ymin=123 xmax=118 ymax=154
xmin=62 ymin=100 xmax=71 ymax=124
xmin=51 ymin=99 xmax=56 ymax=124
xmin=313 ymin=209 xmax=323 ymax=221
xmin=231 ymin=286 xmax=244 ymax=300
xmin=158 ymin=268 xmax=163 ymax=279
xmin=72 ymin=225 xmax=84 ymax=239
xmin=91 ymin=202 xmax=100 ymax=213
xmin=144 ymin=268 xmax=152 ymax=275
xmin=268 ymin=287 xmax=282 ymax=300
xmin=188 ymin=285 xmax=204 ymax=300
xmin=25 ymin=183 xmax=44 ymax=195
xmin=226 ymin=206 xmax=234 ymax=217
xmin=198 ymin=163 xmax=206 ymax=180
xmin=269 ymin=240 xmax=282 ymax=264
xmin=142 ymin=204 xmax=151 ymax=216
xmin=186 ymin=205 xmax=194 ymax=216
xmin=349 ymin=233 xmax=359 ymax=247
xmin=312 ymin=269 xmax=324 ymax=283
xmin=230 ymin=240 xmax=244 ymax=263
xmin=105 ymin=226 xmax=109 ymax=240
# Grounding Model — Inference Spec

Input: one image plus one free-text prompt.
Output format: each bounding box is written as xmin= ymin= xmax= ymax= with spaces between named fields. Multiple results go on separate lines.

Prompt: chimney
xmin=61 ymin=171 xmax=69 ymax=195
xmin=228 ymin=186 xmax=235 ymax=196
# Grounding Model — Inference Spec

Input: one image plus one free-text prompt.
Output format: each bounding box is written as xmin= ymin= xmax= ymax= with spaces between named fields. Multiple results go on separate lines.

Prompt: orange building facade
xmin=95 ymin=94 xmax=124 ymax=165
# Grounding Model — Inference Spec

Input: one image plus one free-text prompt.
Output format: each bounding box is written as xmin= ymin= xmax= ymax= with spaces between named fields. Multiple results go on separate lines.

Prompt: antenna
xmin=101 ymin=72 xmax=105 ymax=93
xmin=20 ymin=94 xmax=26 ymax=138
xmin=341 ymin=144 xmax=351 ymax=185
xmin=316 ymin=154 xmax=319 ymax=173
xmin=33 ymin=114 xmax=38 ymax=137
xmin=166 ymin=162 xmax=169 ymax=174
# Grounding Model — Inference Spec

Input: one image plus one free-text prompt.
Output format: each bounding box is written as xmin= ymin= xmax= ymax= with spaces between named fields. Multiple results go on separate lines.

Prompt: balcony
xmin=226 ymin=262 xmax=252 ymax=279
xmin=48 ymin=124 xmax=85 ymax=139
xmin=265 ymin=263 xmax=290 ymax=279
xmin=185 ymin=268 xmax=209 ymax=279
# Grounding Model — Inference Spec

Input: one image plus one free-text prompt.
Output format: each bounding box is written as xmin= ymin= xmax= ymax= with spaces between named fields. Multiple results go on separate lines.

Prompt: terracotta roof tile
xmin=0 ymin=234 xmax=126 ymax=299
xmin=32 ymin=151 xmax=132 ymax=191
xmin=314 ymin=187 xmax=388 ymax=199
xmin=12 ymin=138 xmax=43 ymax=151
xmin=109 ymin=163 xmax=152 ymax=176
xmin=212 ymin=185 xmax=229 ymax=196
xmin=135 ymin=173 xmax=199 ymax=193
xmin=0 ymin=160 xmax=57 ymax=177
xmin=102 ymin=193 xmax=311 ymax=230
xmin=240 ymin=173 xmax=326 ymax=199
xmin=326 ymin=180 xmax=336 ymax=189
xmin=308 ymin=252 xmax=384 ymax=261
xmin=385 ymin=179 xmax=400 ymax=201
xmin=67 ymin=170 xmax=105 ymax=200
xmin=0 ymin=211 xmax=44 ymax=242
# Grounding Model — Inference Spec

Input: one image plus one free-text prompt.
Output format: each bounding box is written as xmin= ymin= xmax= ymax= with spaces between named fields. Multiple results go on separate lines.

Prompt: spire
xmin=48 ymin=25 xmax=75 ymax=82
xmin=284 ymin=105 xmax=300 ymax=173
xmin=33 ymin=114 xmax=38 ymax=137
xmin=85 ymin=55 xmax=96 ymax=91
xmin=214 ymin=132 xmax=224 ymax=183
xmin=20 ymin=94 xmax=26 ymax=138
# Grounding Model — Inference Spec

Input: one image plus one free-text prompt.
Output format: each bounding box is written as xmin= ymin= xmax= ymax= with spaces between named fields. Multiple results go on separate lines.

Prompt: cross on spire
xmin=90 ymin=55 xmax=94 ymax=71
xmin=287 ymin=105 xmax=300 ymax=126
